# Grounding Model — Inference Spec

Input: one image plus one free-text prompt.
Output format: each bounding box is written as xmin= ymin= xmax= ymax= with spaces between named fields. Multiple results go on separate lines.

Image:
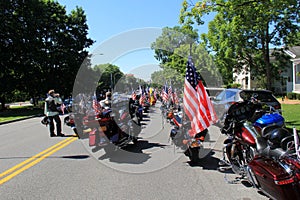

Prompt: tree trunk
xmin=265 ymin=24 xmax=272 ymax=91
xmin=0 ymin=96 xmax=6 ymax=111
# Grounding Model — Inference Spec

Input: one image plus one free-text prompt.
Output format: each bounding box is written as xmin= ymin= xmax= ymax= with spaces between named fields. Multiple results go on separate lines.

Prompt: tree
xmin=92 ymin=64 xmax=124 ymax=95
xmin=151 ymin=26 xmax=222 ymax=87
xmin=180 ymin=0 xmax=300 ymax=90
xmin=0 ymin=0 xmax=93 ymax=108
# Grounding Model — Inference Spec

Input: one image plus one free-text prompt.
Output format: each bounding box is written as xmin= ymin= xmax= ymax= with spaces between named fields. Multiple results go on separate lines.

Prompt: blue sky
xmin=57 ymin=0 xmax=213 ymax=80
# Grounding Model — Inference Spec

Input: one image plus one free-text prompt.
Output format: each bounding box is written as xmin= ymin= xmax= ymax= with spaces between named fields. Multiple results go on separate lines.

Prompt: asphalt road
xmin=0 ymin=103 xmax=268 ymax=200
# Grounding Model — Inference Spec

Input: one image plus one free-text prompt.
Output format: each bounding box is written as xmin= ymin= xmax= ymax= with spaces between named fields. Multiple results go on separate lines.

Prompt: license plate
xmin=191 ymin=140 xmax=200 ymax=147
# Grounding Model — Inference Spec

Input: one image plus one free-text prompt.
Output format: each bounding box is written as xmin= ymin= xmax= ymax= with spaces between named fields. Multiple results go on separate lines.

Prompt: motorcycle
xmin=169 ymin=108 xmax=208 ymax=163
xmin=219 ymin=94 xmax=300 ymax=200
xmin=83 ymin=102 xmax=141 ymax=153
xmin=129 ymin=97 xmax=143 ymax=125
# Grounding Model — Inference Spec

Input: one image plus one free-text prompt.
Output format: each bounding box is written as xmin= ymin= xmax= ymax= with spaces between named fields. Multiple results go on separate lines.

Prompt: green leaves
xmin=179 ymin=0 xmax=300 ymax=89
xmin=0 ymin=0 xmax=94 ymax=103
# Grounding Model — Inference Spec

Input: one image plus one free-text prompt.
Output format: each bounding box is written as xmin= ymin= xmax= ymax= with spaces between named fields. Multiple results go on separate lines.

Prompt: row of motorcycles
xmin=218 ymin=93 xmax=300 ymax=199
xmin=163 ymin=92 xmax=300 ymax=200
xmin=64 ymin=91 xmax=300 ymax=199
xmin=63 ymin=95 xmax=145 ymax=153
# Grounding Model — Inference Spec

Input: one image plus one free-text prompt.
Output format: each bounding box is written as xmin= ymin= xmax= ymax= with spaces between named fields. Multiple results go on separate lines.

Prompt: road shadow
xmin=186 ymin=151 xmax=234 ymax=175
xmin=186 ymin=151 xmax=221 ymax=170
xmin=97 ymin=140 xmax=167 ymax=164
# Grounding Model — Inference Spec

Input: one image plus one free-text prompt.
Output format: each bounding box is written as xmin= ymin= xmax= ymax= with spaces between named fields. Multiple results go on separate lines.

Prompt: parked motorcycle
xmin=129 ymin=97 xmax=143 ymax=125
xmin=83 ymin=103 xmax=141 ymax=153
xmin=219 ymin=94 xmax=300 ymax=200
xmin=169 ymin=108 xmax=208 ymax=163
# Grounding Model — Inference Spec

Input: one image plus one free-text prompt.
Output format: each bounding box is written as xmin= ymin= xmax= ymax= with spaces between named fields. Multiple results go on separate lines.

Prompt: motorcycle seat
xmin=256 ymin=137 xmax=268 ymax=153
xmin=260 ymin=146 xmax=286 ymax=160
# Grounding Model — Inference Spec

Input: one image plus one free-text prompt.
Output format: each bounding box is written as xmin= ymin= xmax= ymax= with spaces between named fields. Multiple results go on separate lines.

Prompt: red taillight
xmin=274 ymin=177 xmax=294 ymax=185
xmin=274 ymin=104 xmax=281 ymax=110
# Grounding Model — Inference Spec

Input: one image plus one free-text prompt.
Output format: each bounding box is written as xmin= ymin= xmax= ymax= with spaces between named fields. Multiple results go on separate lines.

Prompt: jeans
xmin=48 ymin=115 xmax=62 ymax=136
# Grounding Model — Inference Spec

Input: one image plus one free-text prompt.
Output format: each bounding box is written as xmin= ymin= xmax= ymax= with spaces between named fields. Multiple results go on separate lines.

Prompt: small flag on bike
xmin=183 ymin=56 xmax=218 ymax=136
xmin=132 ymin=90 xmax=137 ymax=100
xmin=173 ymin=89 xmax=179 ymax=105
xmin=92 ymin=95 xmax=101 ymax=113
xmin=162 ymin=83 xmax=169 ymax=103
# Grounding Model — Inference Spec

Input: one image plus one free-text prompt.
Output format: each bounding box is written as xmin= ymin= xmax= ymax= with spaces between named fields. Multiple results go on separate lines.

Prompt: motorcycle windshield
xmin=174 ymin=115 xmax=182 ymax=125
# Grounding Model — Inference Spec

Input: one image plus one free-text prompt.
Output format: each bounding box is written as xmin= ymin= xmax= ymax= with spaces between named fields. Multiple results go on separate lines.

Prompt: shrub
xmin=287 ymin=92 xmax=296 ymax=99
xmin=227 ymin=83 xmax=241 ymax=88
xmin=297 ymin=93 xmax=300 ymax=100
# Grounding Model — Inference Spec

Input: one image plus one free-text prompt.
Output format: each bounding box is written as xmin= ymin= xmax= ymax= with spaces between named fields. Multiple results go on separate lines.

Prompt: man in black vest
xmin=44 ymin=90 xmax=64 ymax=137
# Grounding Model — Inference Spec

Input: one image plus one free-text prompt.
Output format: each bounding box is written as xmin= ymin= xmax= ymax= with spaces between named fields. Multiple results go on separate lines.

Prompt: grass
xmin=0 ymin=103 xmax=300 ymax=132
xmin=0 ymin=105 xmax=43 ymax=123
xmin=281 ymin=104 xmax=300 ymax=131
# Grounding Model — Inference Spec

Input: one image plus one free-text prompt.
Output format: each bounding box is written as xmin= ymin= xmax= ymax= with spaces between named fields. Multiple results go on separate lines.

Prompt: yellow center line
xmin=0 ymin=137 xmax=78 ymax=185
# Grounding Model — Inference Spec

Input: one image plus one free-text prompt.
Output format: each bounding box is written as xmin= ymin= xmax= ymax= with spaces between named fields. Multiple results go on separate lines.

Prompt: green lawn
xmin=281 ymin=104 xmax=300 ymax=131
xmin=0 ymin=105 xmax=43 ymax=123
xmin=1 ymin=103 xmax=300 ymax=132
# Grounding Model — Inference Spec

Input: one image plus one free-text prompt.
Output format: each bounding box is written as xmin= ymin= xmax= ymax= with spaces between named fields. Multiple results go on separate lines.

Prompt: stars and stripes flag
xmin=138 ymin=85 xmax=145 ymax=105
xmin=139 ymin=93 xmax=146 ymax=105
xmin=92 ymin=95 xmax=101 ymax=113
xmin=168 ymin=85 xmax=174 ymax=103
xmin=183 ymin=57 xmax=218 ymax=137
xmin=131 ymin=90 xmax=137 ymax=100
xmin=173 ymin=89 xmax=179 ymax=105
xmin=153 ymin=88 xmax=157 ymax=100
xmin=161 ymin=84 xmax=169 ymax=103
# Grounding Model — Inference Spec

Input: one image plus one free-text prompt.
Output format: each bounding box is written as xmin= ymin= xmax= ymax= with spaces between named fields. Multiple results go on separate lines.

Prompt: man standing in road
xmin=44 ymin=90 xmax=64 ymax=137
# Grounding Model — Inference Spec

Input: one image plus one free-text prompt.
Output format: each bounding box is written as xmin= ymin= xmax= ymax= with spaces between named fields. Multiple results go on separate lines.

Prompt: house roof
xmin=286 ymin=46 xmax=300 ymax=59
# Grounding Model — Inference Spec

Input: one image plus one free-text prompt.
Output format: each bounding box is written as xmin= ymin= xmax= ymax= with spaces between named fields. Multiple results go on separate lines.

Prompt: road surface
xmin=0 ymin=103 xmax=268 ymax=199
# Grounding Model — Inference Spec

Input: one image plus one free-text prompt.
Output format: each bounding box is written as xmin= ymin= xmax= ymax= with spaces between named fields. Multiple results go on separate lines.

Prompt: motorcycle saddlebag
xmin=254 ymin=113 xmax=284 ymax=129
xmin=249 ymin=157 xmax=299 ymax=200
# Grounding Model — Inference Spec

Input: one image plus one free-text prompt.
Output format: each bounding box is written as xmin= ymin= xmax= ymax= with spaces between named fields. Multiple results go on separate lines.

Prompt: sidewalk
xmin=279 ymin=99 xmax=300 ymax=105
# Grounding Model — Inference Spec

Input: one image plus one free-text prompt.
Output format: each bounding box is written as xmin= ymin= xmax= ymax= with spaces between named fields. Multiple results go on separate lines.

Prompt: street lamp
xmin=110 ymin=73 xmax=119 ymax=93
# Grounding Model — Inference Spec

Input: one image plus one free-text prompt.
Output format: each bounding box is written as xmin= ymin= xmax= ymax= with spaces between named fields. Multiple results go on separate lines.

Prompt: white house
xmin=233 ymin=46 xmax=300 ymax=94
xmin=284 ymin=46 xmax=300 ymax=94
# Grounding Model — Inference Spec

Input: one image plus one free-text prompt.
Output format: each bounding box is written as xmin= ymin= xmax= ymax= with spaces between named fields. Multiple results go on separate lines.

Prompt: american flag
xmin=131 ymin=90 xmax=137 ymax=100
xmin=139 ymin=94 xmax=146 ymax=105
xmin=60 ymin=103 xmax=66 ymax=115
xmin=183 ymin=57 xmax=217 ymax=136
xmin=168 ymin=85 xmax=172 ymax=96
xmin=161 ymin=84 xmax=169 ymax=102
xmin=92 ymin=95 xmax=101 ymax=113
xmin=168 ymin=85 xmax=173 ymax=103
xmin=153 ymin=88 xmax=157 ymax=100
xmin=173 ymin=89 xmax=179 ymax=105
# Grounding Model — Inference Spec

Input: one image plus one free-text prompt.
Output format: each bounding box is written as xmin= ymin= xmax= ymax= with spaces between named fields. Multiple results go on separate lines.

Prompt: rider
xmin=100 ymin=91 xmax=112 ymax=109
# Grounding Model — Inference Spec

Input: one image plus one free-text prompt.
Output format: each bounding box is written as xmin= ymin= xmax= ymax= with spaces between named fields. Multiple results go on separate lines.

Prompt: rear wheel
xmin=185 ymin=147 xmax=201 ymax=163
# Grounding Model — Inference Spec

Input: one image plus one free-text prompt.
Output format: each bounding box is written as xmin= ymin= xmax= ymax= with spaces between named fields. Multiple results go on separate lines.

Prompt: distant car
xmin=212 ymin=88 xmax=281 ymax=123
xmin=205 ymin=87 xmax=225 ymax=98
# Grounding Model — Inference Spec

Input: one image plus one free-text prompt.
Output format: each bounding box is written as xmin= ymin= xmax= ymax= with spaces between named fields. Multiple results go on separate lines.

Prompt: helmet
xmin=267 ymin=128 xmax=290 ymax=149
xmin=41 ymin=116 xmax=49 ymax=126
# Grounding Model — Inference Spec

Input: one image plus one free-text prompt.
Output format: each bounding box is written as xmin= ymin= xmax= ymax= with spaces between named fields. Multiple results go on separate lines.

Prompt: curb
xmin=0 ymin=114 xmax=44 ymax=125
